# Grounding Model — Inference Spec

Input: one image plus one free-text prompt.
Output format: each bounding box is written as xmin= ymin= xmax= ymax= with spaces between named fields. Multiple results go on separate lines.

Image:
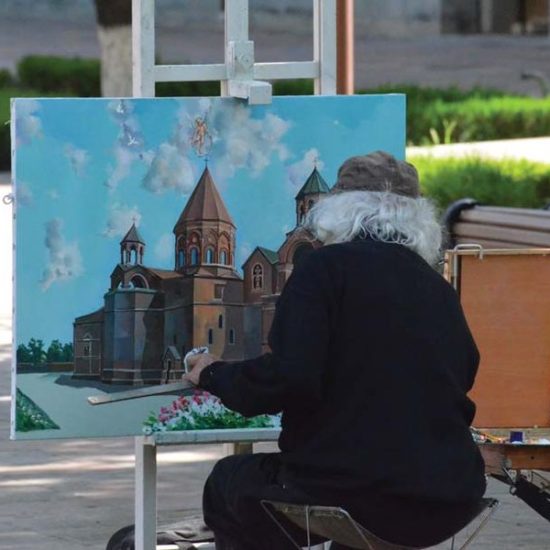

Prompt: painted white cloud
xmin=103 ymin=203 xmax=142 ymax=239
xmin=106 ymin=147 xmax=136 ymax=190
xmin=64 ymin=144 xmax=89 ymax=177
xmin=40 ymin=219 xmax=83 ymax=291
xmin=16 ymin=183 xmax=33 ymax=206
xmin=287 ymin=148 xmax=325 ymax=188
xmin=15 ymin=99 xmax=42 ymax=145
xmin=140 ymin=98 xmax=292 ymax=195
xmin=142 ymin=143 xmax=196 ymax=195
xmin=105 ymin=99 xmax=145 ymax=190
xmin=211 ymin=103 xmax=291 ymax=177
xmin=154 ymin=233 xmax=174 ymax=262
xmin=47 ymin=189 xmax=60 ymax=200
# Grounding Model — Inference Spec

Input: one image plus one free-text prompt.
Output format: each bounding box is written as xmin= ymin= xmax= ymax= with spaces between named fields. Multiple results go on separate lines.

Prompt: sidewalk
xmin=408 ymin=137 xmax=550 ymax=164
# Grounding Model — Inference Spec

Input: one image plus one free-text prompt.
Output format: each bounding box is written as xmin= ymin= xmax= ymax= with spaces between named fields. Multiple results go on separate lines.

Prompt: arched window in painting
xmin=220 ymin=250 xmax=228 ymax=265
xmin=218 ymin=314 xmax=223 ymax=329
xmin=208 ymin=329 xmax=214 ymax=345
xmin=252 ymin=264 xmax=263 ymax=290
xmin=206 ymin=248 xmax=214 ymax=264
xmin=130 ymin=275 xmax=148 ymax=289
xmin=131 ymin=247 xmax=138 ymax=264
xmin=229 ymin=329 xmax=235 ymax=345
xmin=178 ymin=250 xmax=185 ymax=267
xmin=190 ymin=247 xmax=199 ymax=265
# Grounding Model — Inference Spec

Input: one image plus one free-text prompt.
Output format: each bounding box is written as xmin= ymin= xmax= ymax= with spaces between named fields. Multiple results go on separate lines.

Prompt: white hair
xmin=305 ymin=191 xmax=443 ymax=266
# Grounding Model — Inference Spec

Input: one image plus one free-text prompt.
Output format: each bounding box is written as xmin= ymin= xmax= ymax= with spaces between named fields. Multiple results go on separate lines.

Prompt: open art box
xmin=444 ymin=247 xmax=550 ymax=471
xmin=11 ymin=94 xmax=405 ymax=439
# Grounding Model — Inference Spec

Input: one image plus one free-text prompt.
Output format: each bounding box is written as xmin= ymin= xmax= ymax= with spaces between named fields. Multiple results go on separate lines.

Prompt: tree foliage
xmin=17 ymin=339 xmax=74 ymax=365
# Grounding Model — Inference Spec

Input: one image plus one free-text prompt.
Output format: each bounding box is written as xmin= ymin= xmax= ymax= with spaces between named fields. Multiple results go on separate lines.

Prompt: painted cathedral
xmin=73 ymin=165 xmax=331 ymax=385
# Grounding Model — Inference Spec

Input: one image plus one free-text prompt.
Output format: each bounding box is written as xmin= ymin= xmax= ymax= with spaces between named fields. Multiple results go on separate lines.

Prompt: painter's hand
xmin=183 ymin=353 xmax=218 ymax=386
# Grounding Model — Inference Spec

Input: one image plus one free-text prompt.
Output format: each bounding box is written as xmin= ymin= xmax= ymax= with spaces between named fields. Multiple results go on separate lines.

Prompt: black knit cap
xmin=332 ymin=151 xmax=420 ymax=198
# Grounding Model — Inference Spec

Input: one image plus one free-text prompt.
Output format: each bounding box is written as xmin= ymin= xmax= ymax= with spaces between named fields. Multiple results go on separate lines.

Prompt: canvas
xmin=11 ymin=94 xmax=405 ymax=439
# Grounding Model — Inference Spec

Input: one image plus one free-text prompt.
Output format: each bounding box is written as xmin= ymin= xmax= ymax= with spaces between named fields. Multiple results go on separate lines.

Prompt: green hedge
xmin=156 ymin=80 xmax=221 ymax=97
xmin=18 ymin=55 xmax=101 ymax=97
xmin=411 ymin=96 xmax=550 ymax=145
xmin=0 ymin=89 xmax=10 ymax=171
xmin=0 ymin=88 xmax=62 ymax=171
xmin=411 ymin=155 xmax=550 ymax=210
xmin=361 ymin=83 xmax=510 ymax=105
xmin=0 ymin=69 xmax=15 ymax=88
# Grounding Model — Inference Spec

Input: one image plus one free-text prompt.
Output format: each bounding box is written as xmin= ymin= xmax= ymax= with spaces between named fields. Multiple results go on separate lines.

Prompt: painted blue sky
xmin=13 ymin=95 xmax=405 ymax=345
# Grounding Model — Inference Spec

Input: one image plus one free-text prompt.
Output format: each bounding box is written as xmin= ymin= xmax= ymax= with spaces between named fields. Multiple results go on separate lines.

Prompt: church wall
xmin=102 ymin=289 xmax=165 ymax=384
xmin=163 ymin=303 xmax=193 ymax=363
xmin=160 ymin=278 xmax=194 ymax=361
xmin=138 ymin=291 xmax=167 ymax=383
xmin=242 ymin=305 xmax=263 ymax=358
xmin=73 ymin=319 xmax=103 ymax=378
xmin=190 ymin=277 xmax=249 ymax=360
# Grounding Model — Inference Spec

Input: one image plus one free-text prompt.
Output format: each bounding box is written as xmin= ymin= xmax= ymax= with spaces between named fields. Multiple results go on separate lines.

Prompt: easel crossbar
xmin=154 ymin=62 xmax=320 ymax=83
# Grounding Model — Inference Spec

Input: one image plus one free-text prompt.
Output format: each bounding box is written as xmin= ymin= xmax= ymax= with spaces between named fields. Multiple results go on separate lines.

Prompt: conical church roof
xmin=295 ymin=167 xmax=331 ymax=200
xmin=120 ymin=223 xmax=145 ymax=245
xmin=174 ymin=167 xmax=234 ymax=230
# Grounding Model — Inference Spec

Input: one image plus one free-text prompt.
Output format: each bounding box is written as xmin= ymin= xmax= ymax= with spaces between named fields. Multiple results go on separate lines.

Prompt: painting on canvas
xmin=11 ymin=94 xmax=405 ymax=439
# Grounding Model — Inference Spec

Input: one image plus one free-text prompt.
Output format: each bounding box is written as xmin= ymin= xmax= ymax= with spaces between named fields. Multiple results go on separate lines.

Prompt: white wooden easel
xmin=130 ymin=1 xmax=338 ymax=548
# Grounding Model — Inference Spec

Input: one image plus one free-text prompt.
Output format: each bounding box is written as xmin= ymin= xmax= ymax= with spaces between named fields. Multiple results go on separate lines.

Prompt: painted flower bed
xmin=143 ymin=390 xmax=280 ymax=434
xmin=16 ymin=388 xmax=60 ymax=432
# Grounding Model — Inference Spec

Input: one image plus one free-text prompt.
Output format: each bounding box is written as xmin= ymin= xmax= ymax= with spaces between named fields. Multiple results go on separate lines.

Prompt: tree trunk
xmin=94 ymin=0 xmax=133 ymax=97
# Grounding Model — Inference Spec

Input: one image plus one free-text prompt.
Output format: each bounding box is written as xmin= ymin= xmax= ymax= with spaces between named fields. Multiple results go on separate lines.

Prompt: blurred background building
xmin=0 ymin=0 xmax=548 ymax=36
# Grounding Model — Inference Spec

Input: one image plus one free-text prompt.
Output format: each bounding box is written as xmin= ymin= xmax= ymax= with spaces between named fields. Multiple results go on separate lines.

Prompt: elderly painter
xmin=184 ymin=151 xmax=486 ymax=550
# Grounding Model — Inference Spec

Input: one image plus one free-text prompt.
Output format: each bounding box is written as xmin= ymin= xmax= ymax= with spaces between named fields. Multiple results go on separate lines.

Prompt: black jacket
xmin=200 ymin=237 xmax=486 ymax=504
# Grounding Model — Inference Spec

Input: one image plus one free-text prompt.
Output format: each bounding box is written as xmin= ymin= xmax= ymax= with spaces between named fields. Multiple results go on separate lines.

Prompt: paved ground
xmin=1 ymin=16 xmax=550 ymax=95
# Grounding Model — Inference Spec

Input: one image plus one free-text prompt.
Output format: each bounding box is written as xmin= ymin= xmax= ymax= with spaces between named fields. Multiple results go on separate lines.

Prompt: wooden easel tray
xmin=476 ymin=428 xmax=550 ymax=472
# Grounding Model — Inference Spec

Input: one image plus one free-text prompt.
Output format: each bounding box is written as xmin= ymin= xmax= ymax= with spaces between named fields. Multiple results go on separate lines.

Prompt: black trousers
xmin=203 ymin=453 xmax=326 ymax=550
xmin=203 ymin=453 xmax=484 ymax=550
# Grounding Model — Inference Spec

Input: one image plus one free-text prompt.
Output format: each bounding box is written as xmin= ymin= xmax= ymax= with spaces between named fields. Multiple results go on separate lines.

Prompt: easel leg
xmin=135 ymin=436 xmax=157 ymax=550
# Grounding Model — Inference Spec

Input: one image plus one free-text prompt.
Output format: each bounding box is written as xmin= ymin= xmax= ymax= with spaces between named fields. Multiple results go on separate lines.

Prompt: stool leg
xmin=305 ymin=505 xmax=312 ymax=550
